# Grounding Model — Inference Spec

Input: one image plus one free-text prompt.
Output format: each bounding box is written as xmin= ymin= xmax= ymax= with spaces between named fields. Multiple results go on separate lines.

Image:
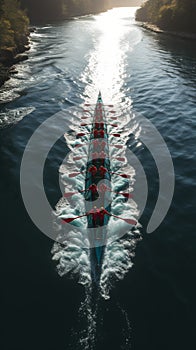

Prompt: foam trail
xmin=100 ymin=229 xmax=141 ymax=300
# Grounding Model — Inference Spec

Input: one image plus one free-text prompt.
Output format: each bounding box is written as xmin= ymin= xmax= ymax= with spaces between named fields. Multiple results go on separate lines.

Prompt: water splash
xmin=51 ymin=7 xmax=143 ymax=349
xmin=0 ymin=107 xmax=35 ymax=128
xmin=51 ymin=100 xmax=142 ymax=349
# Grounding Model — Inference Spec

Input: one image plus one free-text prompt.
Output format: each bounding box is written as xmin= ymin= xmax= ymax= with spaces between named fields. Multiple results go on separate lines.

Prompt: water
xmin=1 ymin=7 xmax=196 ymax=350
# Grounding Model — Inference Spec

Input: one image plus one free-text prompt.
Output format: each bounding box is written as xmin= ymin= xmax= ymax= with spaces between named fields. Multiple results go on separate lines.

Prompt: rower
xmin=93 ymin=129 xmax=99 ymax=138
xmin=99 ymin=207 xmax=110 ymax=226
xmin=99 ymin=165 xmax=108 ymax=177
xmin=87 ymin=206 xmax=99 ymax=226
xmin=88 ymin=165 xmax=97 ymax=176
xmin=85 ymin=183 xmax=98 ymax=200
xmin=99 ymin=129 xmax=105 ymax=138
xmin=92 ymin=138 xmax=100 ymax=151
xmin=100 ymin=140 xmax=106 ymax=150
xmin=91 ymin=151 xmax=99 ymax=160
xmin=88 ymin=184 xmax=98 ymax=193
xmin=99 ymin=150 xmax=107 ymax=165
xmin=94 ymin=122 xmax=104 ymax=129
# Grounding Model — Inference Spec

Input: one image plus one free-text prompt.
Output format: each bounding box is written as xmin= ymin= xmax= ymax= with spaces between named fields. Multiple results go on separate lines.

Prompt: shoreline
xmin=137 ymin=22 xmax=196 ymax=40
xmin=0 ymin=29 xmax=34 ymax=89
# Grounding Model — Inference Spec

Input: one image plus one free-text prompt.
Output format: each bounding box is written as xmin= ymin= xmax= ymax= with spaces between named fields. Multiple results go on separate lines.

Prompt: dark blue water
xmin=1 ymin=8 xmax=196 ymax=350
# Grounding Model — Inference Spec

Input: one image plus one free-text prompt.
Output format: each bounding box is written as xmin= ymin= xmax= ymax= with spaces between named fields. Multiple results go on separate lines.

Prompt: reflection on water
xmin=81 ymin=8 xmax=142 ymax=104
xmin=0 ymin=6 xmax=196 ymax=350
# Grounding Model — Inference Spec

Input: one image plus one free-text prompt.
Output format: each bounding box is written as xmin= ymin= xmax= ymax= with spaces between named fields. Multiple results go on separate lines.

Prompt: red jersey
xmin=92 ymin=139 xmax=100 ymax=151
xmin=99 ymin=208 xmax=110 ymax=224
xmin=87 ymin=208 xmax=100 ymax=222
xmin=88 ymin=165 xmax=97 ymax=176
xmin=100 ymin=140 xmax=106 ymax=150
xmin=99 ymin=166 xmax=108 ymax=177
xmin=88 ymin=184 xmax=98 ymax=194
xmin=99 ymin=130 xmax=105 ymax=138
xmin=93 ymin=129 xmax=99 ymax=138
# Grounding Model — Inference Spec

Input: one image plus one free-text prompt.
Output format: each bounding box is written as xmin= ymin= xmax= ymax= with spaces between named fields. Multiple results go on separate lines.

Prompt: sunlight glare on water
xmin=82 ymin=7 xmax=142 ymax=104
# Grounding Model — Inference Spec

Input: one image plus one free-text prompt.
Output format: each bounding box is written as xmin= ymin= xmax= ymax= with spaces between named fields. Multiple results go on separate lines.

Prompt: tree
xmin=136 ymin=0 xmax=196 ymax=32
xmin=0 ymin=0 xmax=29 ymax=50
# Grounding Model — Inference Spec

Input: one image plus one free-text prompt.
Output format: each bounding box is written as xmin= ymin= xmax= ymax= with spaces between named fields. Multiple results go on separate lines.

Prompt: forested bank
xmin=0 ymin=0 xmax=111 ymax=87
xmin=0 ymin=0 xmax=29 ymax=86
xmin=136 ymin=0 xmax=196 ymax=33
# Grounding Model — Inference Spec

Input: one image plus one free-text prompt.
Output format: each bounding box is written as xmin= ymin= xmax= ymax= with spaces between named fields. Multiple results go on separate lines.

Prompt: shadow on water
xmin=144 ymin=29 xmax=196 ymax=83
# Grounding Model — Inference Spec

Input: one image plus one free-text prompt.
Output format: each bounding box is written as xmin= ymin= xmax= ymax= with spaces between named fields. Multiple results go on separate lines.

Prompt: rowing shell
xmin=58 ymin=92 xmax=137 ymax=283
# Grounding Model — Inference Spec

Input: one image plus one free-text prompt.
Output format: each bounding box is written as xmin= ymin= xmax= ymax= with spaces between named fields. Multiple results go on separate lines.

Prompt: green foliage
xmin=0 ymin=19 xmax=15 ymax=48
xmin=136 ymin=0 xmax=196 ymax=33
xmin=0 ymin=0 xmax=29 ymax=50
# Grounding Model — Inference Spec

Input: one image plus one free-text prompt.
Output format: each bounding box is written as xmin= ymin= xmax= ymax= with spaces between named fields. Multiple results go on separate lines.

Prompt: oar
xmin=81 ymin=115 xmax=117 ymax=119
xmin=80 ymin=123 xmax=118 ymax=127
xmin=77 ymin=132 xmax=121 ymax=137
xmin=62 ymin=214 xmax=86 ymax=223
xmin=75 ymin=143 xmax=123 ymax=149
xmin=63 ymin=189 xmax=86 ymax=197
xmin=62 ymin=212 xmax=137 ymax=225
xmin=73 ymin=156 xmax=85 ymax=161
xmin=112 ymin=144 xmax=123 ymax=149
xmin=68 ymin=170 xmax=129 ymax=178
xmin=98 ymin=185 xmax=133 ymax=197
xmin=84 ymin=103 xmax=114 ymax=107
xmin=114 ymin=157 xmax=125 ymax=162
xmin=63 ymin=192 xmax=79 ymax=198
xmin=110 ymin=214 xmax=137 ymax=225
xmin=68 ymin=172 xmax=83 ymax=178
xmin=110 ymin=172 xmax=130 ymax=178
xmin=101 ymin=209 xmax=137 ymax=225
xmin=72 ymin=155 xmax=125 ymax=161
xmin=103 ymin=189 xmax=133 ymax=198
xmin=110 ymin=133 xmax=121 ymax=137
xmin=64 ymin=187 xmax=132 ymax=198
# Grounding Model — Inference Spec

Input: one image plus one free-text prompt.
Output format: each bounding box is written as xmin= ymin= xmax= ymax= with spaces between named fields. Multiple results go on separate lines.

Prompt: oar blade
xmin=114 ymin=144 xmax=123 ymax=149
xmin=116 ymin=157 xmax=125 ymax=162
xmin=64 ymin=192 xmax=76 ymax=198
xmin=120 ymin=174 xmax=130 ymax=178
xmin=69 ymin=172 xmax=80 ymax=178
xmin=123 ymin=218 xmax=137 ymax=225
xmin=122 ymin=193 xmax=133 ymax=198
xmin=73 ymin=156 xmax=82 ymax=161
xmin=112 ymin=133 xmax=121 ymax=137
xmin=62 ymin=217 xmax=77 ymax=223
